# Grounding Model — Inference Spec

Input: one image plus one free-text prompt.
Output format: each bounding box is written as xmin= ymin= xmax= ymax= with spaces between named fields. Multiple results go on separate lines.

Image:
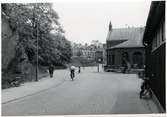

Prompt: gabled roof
xmin=107 ymin=27 xmax=145 ymax=49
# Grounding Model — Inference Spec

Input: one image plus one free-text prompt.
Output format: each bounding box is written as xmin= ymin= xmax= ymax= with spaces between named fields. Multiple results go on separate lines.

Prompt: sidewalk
xmin=2 ymin=70 xmax=68 ymax=104
xmin=111 ymin=88 xmax=160 ymax=114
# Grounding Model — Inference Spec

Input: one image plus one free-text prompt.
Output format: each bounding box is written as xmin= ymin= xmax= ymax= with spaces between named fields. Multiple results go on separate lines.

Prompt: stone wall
xmin=2 ymin=13 xmax=17 ymax=71
xmin=2 ymin=13 xmax=48 ymax=89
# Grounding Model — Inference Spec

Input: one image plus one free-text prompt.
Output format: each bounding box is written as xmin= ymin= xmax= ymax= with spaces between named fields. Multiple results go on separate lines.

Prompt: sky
xmin=53 ymin=1 xmax=151 ymax=44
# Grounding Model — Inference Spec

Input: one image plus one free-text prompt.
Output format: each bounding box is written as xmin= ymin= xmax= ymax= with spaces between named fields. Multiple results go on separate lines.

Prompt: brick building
xmin=106 ymin=22 xmax=145 ymax=70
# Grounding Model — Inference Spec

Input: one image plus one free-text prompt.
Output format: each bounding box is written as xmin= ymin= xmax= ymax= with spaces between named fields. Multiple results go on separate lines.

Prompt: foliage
xmin=2 ymin=3 xmax=72 ymax=66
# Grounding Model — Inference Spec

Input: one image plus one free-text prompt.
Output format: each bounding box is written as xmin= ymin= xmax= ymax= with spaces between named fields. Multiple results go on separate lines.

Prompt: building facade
xmin=143 ymin=1 xmax=165 ymax=112
xmin=106 ymin=22 xmax=145 ymax=69
xmin=71 ymin=43 xmax=96 ymax=60
xmin=71 ymin=42 xmax=104 ymax=61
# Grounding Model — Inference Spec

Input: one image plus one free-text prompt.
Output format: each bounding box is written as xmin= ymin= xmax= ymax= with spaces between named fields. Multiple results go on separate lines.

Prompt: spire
xmin=109 ymin=21 xmax=112 ymax=31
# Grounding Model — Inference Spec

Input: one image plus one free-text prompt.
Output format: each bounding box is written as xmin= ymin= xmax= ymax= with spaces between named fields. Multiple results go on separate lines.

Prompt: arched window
xmin=121 ymin=51 xmax=129 ymax=66
xmin=132 ymin=52 xmax=143 ymax=68
xmin=122 ymin=52 xmax=129 ymax=61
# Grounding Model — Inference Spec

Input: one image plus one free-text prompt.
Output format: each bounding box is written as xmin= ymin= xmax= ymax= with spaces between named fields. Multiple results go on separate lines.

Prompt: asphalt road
xmin=2 ymin=67 xmax=157 ymax=116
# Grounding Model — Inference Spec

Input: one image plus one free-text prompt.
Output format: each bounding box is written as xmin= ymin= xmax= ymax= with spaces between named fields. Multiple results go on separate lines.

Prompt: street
xmin=2 ymin=67 xmax=159 ymax=116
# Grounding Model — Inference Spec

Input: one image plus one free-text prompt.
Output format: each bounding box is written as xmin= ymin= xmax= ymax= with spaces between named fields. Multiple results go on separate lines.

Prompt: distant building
xmin=71 ymin=41 xmax=105 ymax=62
xmin=106 ymin=22 xmax=145 ymax=69
xmin=81 ymin=45 xmax=96 ymax=60
xmin=71 ymin=43 xmax=82 ymax=57
xmin=91 ymin=40 xmax=103 ymax=48
xmin=143 ymin=1 xmax=165 ymax=112
xmin=71 ymin=42 xmax=96 ymax=60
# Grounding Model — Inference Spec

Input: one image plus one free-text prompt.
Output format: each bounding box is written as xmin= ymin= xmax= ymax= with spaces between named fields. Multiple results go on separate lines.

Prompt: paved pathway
xmin=2 ymin=67 xmax=159 ymax=116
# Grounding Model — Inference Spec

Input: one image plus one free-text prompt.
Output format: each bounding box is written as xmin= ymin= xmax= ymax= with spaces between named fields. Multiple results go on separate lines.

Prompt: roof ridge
xmin=106 ymin=27 xmax=144 ymax=48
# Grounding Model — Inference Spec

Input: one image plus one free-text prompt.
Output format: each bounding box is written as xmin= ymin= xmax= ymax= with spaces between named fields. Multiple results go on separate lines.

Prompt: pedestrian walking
xmin=49 ymin=64 xmax=54 ymax=78
xmin=127 ymin=62 xmax=131 ymax=73
xmin=122 ymin=60 xmax=127 ymax=73
xmin=70 ymin=65 xmax=75 ymax=81
xmin=78 ymin=66 xmax=81 ymax=73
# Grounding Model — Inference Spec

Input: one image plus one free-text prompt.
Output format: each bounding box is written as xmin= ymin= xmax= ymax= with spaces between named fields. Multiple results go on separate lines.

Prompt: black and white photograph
xmin=1 ymin=0 xmax=166 ymax=116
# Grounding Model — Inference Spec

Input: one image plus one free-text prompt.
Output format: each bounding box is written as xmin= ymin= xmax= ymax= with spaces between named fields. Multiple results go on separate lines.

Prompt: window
xmin=155 ymin=31 xmax=157 ymax=47
xmin=109 ymin=55 xmax=111 ymax=65
xmin=163 ymin=20 xmax=165 ymax=41
xmin=160 ymin=22 xmax=163 ymax=44
xmin=132 ymin=52 xmax=143 ymax=68
xmin=152 ymin=36 xmax=156 ymax=51
xmin=157 ymin=27 xmax=160 ymax=46
xmin=112 ymin=55 xmax=115 ymax=65
xmin=152 ymin=20 xmax=165 ymax=52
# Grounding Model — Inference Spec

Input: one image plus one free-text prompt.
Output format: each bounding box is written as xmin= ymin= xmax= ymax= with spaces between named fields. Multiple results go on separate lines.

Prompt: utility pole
xmin=34 ymin=4 xmax=38 ymax=81
xmin=35 ymin=18 xmax=39 ymax=81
